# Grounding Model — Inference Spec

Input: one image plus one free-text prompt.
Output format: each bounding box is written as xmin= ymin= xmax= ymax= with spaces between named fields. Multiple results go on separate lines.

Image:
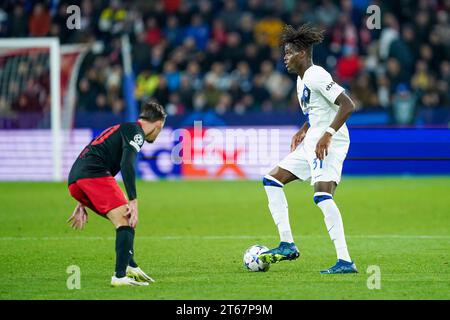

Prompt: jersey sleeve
xmin=121 ymin=124 xmax=145 ymax=154
xmin=120 ymin=125 xmax=145 ymax=200
xmin=120 ymin=149 xmax=137 ymax=200
xmin=310 ymin=67 xmax=345 ymax=105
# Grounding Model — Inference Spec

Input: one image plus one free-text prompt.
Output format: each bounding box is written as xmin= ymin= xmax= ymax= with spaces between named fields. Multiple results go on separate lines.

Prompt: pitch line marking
xmin=0 ymin=235 xmax=449 ymax=241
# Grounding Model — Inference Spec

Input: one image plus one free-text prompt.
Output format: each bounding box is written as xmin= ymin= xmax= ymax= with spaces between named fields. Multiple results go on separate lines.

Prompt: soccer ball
xmin=243 ymin=245 xmax=270 ymax=272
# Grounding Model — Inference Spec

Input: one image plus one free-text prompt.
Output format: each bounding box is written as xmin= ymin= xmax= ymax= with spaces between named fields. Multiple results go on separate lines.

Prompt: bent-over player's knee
xmin=106 ymin=205 xmax=130 ymax=228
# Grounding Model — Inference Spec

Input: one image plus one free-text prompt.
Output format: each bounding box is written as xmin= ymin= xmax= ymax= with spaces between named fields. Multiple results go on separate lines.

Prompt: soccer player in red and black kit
xmin=67 ymin=101 xmax=166 ymax=287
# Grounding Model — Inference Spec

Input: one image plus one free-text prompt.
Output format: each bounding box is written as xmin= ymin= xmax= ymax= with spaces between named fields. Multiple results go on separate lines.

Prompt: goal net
xmin=0 ymin=38 xmax=89 ymax=181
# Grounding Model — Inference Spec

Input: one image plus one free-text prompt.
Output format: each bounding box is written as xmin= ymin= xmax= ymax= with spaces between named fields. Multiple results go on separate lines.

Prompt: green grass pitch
xmin=0 ymin=178 xmax=449 ymax=300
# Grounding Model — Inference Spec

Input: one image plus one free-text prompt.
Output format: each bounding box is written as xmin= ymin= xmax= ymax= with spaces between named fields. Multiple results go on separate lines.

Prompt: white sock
xmin=263 ymin=175 xmax=294 ymax=243
xmin=314 ymin=192 xmax=351 ymax=262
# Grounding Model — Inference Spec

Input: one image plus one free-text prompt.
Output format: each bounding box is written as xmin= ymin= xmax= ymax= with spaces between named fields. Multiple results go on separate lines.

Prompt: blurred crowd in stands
xmin=0 ymin=0 xmax=449 ymax=125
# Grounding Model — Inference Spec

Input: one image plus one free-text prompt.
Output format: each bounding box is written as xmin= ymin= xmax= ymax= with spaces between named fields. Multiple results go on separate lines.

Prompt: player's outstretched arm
xmin=315 ymin=92 xmax=356 ymax=160
xmin=67 ymin=202 xmax=88 ymax=230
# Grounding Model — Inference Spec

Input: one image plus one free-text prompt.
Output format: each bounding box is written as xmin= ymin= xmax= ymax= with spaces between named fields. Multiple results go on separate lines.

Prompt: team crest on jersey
xmin=300 ymin=85 xmax=311 ymax=108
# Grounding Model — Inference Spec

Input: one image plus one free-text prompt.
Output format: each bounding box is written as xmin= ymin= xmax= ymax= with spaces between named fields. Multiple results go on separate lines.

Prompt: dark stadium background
xmin=0 ymin=0 xmax=449 ymax=178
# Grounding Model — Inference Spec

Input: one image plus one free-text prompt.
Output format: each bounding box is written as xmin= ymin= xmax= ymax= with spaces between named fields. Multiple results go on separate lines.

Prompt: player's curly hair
xmin=280 ymin=24 xmax=325 ymax=54
xmin=139 ymin=101 xmax=167 ymax=122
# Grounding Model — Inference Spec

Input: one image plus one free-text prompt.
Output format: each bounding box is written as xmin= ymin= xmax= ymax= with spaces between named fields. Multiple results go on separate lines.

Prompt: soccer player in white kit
xmin=259 ymin=24 xmax=358 ymax=274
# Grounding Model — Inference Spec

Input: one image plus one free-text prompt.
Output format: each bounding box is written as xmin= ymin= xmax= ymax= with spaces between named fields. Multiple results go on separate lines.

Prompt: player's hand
xmin=290 ymin=129 xmax=307 ymax=152
xmin=315 ymin=133 xmax=332 ymax=160
xmin=127 ymin=199 xmax=138 ymax=228
xmin=67 ymin=203 xmax=88 ymax=230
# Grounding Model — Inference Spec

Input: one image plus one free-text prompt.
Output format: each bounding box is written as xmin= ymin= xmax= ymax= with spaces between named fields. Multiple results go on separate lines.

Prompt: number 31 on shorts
xmin=313 ymin=158 xmax=323 ymax=170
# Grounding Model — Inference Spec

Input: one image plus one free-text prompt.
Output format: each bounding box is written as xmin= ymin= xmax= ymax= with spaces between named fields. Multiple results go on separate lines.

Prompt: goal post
xmin=0 ymin=37 xmax=62 ymax=181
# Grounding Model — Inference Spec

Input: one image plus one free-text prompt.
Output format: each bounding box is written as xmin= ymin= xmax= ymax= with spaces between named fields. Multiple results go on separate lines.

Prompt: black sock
xmin=115 ymin=226 xmax=134 ymax=278
xmin=128 ymin=228 xmax=138 ymax=268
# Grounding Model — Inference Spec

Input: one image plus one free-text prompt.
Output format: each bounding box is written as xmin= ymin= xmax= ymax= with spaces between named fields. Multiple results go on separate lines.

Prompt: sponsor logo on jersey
xmin=326 ymin=81 xmax=335 ymax=91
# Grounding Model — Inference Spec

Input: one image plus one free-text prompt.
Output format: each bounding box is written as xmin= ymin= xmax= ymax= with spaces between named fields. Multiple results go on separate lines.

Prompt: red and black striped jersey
xmin=68 ymin=122 xmax=145 ymax=200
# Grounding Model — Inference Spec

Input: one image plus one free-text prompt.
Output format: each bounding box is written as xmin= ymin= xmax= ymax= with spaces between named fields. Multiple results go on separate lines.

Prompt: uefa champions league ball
xmin=243 ymin=245 xmax=270 ymax=272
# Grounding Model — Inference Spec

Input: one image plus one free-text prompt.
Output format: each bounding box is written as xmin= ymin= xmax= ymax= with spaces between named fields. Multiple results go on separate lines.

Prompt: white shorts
xmin=278 ymin=140 xmax=349 ymax=186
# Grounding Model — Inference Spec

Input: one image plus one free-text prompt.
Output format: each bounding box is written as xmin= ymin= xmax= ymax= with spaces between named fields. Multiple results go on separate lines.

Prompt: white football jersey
xmin=296 ymin=65 xmax=349 ymax=151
